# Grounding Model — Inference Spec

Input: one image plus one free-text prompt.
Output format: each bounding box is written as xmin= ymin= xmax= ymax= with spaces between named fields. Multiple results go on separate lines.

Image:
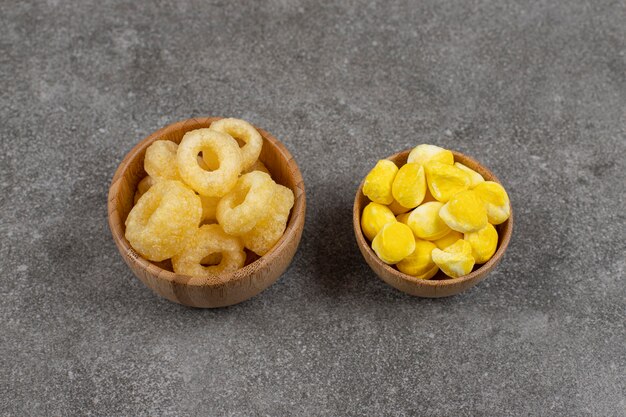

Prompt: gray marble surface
xmin=1 ymin=0 xmax=625 ymax=416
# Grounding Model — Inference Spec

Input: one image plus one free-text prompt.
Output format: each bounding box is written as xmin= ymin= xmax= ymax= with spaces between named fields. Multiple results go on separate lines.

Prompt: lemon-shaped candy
xmin=363 ymin=159 xmax=398 ymax=205
xmin=406 ymin=201 xmax=451 ymax=241
xmin=454 ymin=162 xmax=485 ymax=188
xmin=431 ymin=239 xmax=475 ymax=278
xmin=391 ymin=163 xmax=426 ymax=209
xmin=361 ymin=202 xmax=396 ymax=241
xmin=424 ymin=161 xmax=471 ymax=202
xmin=473 ymin=181 xmax=511 ymax=225
xmin=396 ymin=239 xmax=439 ymax=279
xmin=407 ymin=144 xmax=454 ymax=166
xmin=464 ymin=223 xmax=498 ymax=264
xmin=439 ymin=190 xmax=488 ymax=233
xmin=372 ymin=222 xmax=416 ymax=264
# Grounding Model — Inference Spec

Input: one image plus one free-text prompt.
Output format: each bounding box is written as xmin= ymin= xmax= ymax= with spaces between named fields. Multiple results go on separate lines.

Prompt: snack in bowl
xmin=124 ymin=118 xmax=295 ymax=277
xmin=108 ymin=117 xmax=305 ymax=308
xmin=358 ymin=144 xmax=511 ymax=281
xmin=176 ymin=128 xmax=243 ymax=197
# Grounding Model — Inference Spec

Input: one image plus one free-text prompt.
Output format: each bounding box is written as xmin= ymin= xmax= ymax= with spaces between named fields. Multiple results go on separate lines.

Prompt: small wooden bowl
xmin=353 ymin=150 xmax=513 ymax=298
xmin=108 ymin=117 xmax=306 ymax=308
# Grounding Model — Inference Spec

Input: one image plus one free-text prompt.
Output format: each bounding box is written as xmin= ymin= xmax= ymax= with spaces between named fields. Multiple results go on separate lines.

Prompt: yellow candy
xmin=361 ymin=202 xmax=396 ymax=241
xmin=125 ymin=180 xmax=202 ymax=261
xmin=465 ymin=223 xmax=498 ymax=264
xmin=407 ymin=144 xmax=454 ymax=166
xmin=424 ymin=161 xmax=471 ymax=202
xmin=396 ymin=212 xmax=410 ymax=224
xmin=406 ymin=201 xmax=451 ymax=241
xmin=434 ymin=230 xmax=464 ymax=250
xmin=473 ymin=181 xmax=511 ymax=225
xmin=422 ymin=186 xmax=437 ymax=203
xmin=241 ymin=183 xmax=295 ymax=255
xmin=388 ymin=199 xmax=411 ymax=215
xmin=391 ymin=163 xmax=426 ymax=209
xmin=454 ymin=162 xmax=485 ymax=188
xmin=372 ymin=222 xmax=415 ymax=264
xmin=209 ymin=118 xmax=263 ymax=171
xmin=133 ymin=175 xmax=156 ymax=205
xmin=216 ymin=171 xmax=275 ymax=235
xmin=439 ymin=190 xmax=488 ymax=233
xmin=396 ymin=240 xmax=439 ymax=279
xmin=172 ymin=224 xmax=246 ymax=277
xmin=144 ymin=140 xmax=181 ymax=181
xmin=362 ymin=159 xmax=398 ymax=204
xmin=431 ymin=239 xmax=475 ymax=278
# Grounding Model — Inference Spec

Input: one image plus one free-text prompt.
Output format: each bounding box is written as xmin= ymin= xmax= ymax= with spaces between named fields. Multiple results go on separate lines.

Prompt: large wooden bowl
xmin=108 ymin=117 xmax=306 ymax=308
xmin=353 ymin=150 xmax=513 ymax=298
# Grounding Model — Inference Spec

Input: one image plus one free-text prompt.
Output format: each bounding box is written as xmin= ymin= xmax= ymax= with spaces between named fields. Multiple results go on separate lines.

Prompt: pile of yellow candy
xmin=125 ymin=118 xmax=294 ymax=277
xmin=361 ymin=144 xmax=510 ymax=279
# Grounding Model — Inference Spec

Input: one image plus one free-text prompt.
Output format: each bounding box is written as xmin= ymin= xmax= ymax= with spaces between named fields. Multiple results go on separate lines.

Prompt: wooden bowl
xmin=353 ymin=150 xmax=513 ymax=298
xmin=108 ymin=117 xmax=306 ymax=308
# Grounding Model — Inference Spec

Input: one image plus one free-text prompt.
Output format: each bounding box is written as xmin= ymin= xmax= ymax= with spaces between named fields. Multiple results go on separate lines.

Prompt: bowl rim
xmin=353 ymin=149 xmax=513 ymax=288
xmin=107 ymin=116 xmax=306 ymax=287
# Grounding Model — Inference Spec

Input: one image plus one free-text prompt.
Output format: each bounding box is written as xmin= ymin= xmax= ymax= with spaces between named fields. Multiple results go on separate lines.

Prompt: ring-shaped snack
xmin=177 ymin=128 xmax=243 ymax=197
xmin=125 ymin=180 xmax=202 ymax=261
xmin=244 ymin=159 xmax=270 ymax=175
xmin=216 ymin=171 xmax=275 ymax=236
xmin=133 ymin=175 xmax=156 ymax=204
xmin=241 ymin=183 xmax=295 ymax=255
xmin=199 ymin=195 xmax=220 ymax=224
xmin=208 ymin=118 xmax=263 ymax=171
xmin=172 ymin=224 xmax=246 ymax=278
xmin=144 ymin=140 xmax=181 ymax=181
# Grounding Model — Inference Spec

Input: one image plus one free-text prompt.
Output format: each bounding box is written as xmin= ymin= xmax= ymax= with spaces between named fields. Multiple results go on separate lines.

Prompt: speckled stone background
xmin=1 ymin=0 xmax=625 ymax=415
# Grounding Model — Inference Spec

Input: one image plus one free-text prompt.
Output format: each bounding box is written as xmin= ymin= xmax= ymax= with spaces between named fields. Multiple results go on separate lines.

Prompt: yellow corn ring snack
xmin=144 ymin=140 xmax=181 ymax=181
xmin=209 ymin=118 xmax=263 ymax=171
xmin=244 ymin=159 xmax=270 ymax=175
xmin=241 ymin=183 xmax=295 ymax=256
xmin=216 ymin=171 xmax=275 ymax=235
xmin=133 ymin=175 xmax=156 ymax=205
xmin=199 ymin=195 xmax=220 ymax=224
xmin=125 ymin=180 xmax=202 ymax=261
xmin=177 ymin=128 xmax=243 ymax=197
xmin=172 ymin=224 xmax=246 ymax=277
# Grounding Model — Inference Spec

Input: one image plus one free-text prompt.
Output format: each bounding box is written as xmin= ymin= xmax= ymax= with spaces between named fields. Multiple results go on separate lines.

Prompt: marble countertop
xmin=1 ymin=0 xmax=624 ymax=415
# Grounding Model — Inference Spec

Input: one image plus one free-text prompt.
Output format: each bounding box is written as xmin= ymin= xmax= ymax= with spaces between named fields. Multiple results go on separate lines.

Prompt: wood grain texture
xmin=353 ymin=150 xmax=513 ymax=298
xmin=108 ymin=117 xmax=306 ymax=308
